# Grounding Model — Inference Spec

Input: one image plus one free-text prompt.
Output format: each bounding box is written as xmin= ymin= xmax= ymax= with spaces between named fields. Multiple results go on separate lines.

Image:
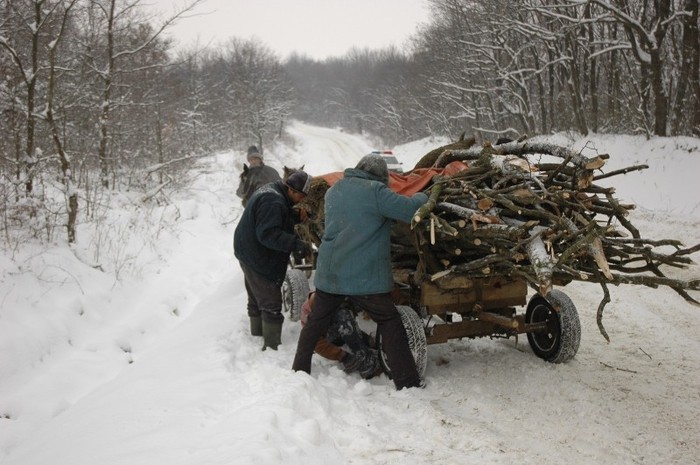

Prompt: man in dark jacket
xmin=234 ymin=170 xmax=312 ymax=350
xmin=292 ymin=154 xmax=428 ymax=389
xmin=236 ymin=145 xmax=281 ymax=206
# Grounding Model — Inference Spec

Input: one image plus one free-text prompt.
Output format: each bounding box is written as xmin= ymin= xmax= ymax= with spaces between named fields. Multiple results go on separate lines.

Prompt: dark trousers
xmin=240 ymin=262 xmax=283 ymax=323
xmin=292 ymin=289 xmax=420 ymax=389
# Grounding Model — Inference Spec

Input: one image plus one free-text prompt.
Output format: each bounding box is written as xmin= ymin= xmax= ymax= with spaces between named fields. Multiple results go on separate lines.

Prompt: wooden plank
xmin=431 ymin=274 xmax=477 ymax=290
xmin=477 ymin=310 xmax=519 ymax=329
xmin=427 ymin=320 xmax=501 ymax=344
xmin=421 ymin=279 xmax=527 ymax=313
xmin=426 ymin=314 xmax=538 ymax=344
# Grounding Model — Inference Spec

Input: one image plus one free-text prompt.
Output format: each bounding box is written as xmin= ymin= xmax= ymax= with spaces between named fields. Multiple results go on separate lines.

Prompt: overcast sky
xmin=146 ymin=0 xmax=430 ymax=60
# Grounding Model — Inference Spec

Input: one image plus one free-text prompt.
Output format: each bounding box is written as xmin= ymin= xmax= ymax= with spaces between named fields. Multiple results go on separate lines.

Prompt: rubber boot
xmin=249 ymin=316 xmax=262 ymax=336
xmin=262 ymin=320 xmax=283 ymax=351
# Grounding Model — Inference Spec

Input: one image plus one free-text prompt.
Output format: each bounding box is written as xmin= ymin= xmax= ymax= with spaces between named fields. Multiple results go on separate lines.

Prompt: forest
xmin=1 ymin=0 xmax=699 ymax=248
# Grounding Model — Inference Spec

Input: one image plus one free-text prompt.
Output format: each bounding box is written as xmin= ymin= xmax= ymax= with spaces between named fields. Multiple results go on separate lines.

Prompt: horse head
xmin=283 ymin=165 xmax=305 ymax=181
xmin=237 ymin=162 xmax=292 ymax=206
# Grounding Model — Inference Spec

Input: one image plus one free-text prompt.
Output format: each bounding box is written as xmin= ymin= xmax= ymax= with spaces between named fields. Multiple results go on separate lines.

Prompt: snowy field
xmin=1 ymin=122 xmax=699 ymax=465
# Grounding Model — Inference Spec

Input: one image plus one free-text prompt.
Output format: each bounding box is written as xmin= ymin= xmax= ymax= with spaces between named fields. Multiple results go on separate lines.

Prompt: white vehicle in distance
xmin=372 ymin=150 xmax=403 ymax=173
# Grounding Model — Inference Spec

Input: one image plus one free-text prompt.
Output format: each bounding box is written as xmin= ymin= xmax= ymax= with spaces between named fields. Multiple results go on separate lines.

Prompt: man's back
xmin=315 ymin=167 xmax=427 ymax=295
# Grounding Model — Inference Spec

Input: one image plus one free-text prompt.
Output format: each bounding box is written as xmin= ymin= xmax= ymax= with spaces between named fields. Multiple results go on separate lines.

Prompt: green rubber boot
xmin=262 ymin=320 xmax=283 ymax=351
xmin=249 ymin=316 xmax=262 ymax=336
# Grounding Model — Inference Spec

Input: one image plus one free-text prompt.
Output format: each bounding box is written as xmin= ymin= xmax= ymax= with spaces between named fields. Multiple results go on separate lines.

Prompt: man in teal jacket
xmin=292 ymin=154 xmax=428 ymax=389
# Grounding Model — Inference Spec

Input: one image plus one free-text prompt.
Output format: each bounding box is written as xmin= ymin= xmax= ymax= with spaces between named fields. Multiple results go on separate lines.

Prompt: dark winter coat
xmin=236 ymin=164 xmax=281 ymax=206
xmin=314 ymin=168 xmax=428 ymax=295
xmin=234 ymin=181 xmax=302 ymax=286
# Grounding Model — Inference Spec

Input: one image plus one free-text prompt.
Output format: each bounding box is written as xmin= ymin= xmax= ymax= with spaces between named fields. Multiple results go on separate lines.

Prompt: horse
xmin=236 ymin=163 xmax=304 ymax=206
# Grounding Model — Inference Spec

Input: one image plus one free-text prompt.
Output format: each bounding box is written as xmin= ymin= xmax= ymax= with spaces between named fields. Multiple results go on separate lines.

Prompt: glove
xmin=341 ymin=352 xmax=361 ymax=374
xmin=356 ymin=349 xmax=381 ymax=379
xmin=294 ymin=241 xmax=311 ymax=259
xmin=297 ymin=207 xmax=309 ymax=222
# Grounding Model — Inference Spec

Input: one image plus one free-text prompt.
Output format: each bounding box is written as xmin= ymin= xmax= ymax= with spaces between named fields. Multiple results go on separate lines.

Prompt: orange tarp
xmin=319 ymin=161 xmax=468 ymax=196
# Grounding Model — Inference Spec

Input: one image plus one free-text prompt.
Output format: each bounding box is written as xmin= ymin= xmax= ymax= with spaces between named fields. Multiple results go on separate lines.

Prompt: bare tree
xmin=81 ymin=0 xmax=203 ymax=188
xmin=44 ymin=0 xmax=80 ymax=243
xmin=281 ymin=0 xmax=697 ymax=141
xmin=0 ymin=0 xmax=48 ymax=195
xmin=572 ymin=0 xmax=683 ymax=136
xmin=672 ymin=0 xmax=699 ymax=135
xmin=217 ymin=38 xmax=295 ymax=152
xmin=0 ymin=0 xmax=85 ymax=244
xmin=0 ymin=0 xmax=205 ymax=245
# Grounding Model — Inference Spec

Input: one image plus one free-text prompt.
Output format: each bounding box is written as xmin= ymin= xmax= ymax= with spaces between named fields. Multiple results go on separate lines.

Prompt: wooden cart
xmin=283 ymin=258 xmax=581 ymax=379
xmin=391 ymin=271 xmax=581 ymax=365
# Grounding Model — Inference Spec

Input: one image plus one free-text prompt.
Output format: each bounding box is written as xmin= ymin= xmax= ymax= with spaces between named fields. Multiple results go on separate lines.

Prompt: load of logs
xmin=296 ymin=137 xmax=700 ymax=340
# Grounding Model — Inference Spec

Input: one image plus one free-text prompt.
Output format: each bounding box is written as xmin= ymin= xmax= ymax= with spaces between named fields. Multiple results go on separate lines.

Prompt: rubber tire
xmin=282 ymin=268 xmax=309 ymax=322
xmin=378 ymin=305 xmax=428 ymax=380
xmin=526 ymin=289 xmax=581 ymax=363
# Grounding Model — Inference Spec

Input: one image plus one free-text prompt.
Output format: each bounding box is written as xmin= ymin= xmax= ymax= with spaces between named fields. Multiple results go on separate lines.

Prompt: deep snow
xmin=1 ymin=122 xmax=699 ymax=465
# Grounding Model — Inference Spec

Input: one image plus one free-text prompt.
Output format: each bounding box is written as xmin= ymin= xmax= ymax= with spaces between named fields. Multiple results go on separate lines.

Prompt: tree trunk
xmin=565 ymin=35 xmax=589 ymax=136
xmin=46 ymin=0 xmax=80 ymax=243
xmin=671 ymin=0 xmax=697 ymax=134
xmin=651 ymin=0 xmax=672 ymax=136
xmin=156 ymin=106 xmax=164 ymax=185
xmin=586 ymin=5 xmax=599 ymax=133
xmin=23 ymin=1 xmax=41 ymax=195
xmin=548 ymin=48 xmax=556 ymax=132
xmin=687 ymin=1 xmax=700 ymax=136
xmin=650 ymin=48 xmax=669 ymax=136
xmin=97 ymin=0 xmax=117 ymax=189
xmin=608 ymin=24 xmax=621 ymax=124
xmin=532 ymin=50 xmax=548 ymax=134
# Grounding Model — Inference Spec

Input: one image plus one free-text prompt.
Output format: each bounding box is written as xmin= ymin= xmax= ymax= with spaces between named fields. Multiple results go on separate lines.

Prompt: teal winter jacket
xmin=314 ymin=168 xmax=428 ymax=295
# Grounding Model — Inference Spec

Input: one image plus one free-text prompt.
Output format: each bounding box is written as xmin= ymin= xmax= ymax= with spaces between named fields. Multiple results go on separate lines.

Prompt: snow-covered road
xmin=283 ymin=122 xmax=373 ymax=174
xmin=1 ymin=126 xmax=699 ymax=465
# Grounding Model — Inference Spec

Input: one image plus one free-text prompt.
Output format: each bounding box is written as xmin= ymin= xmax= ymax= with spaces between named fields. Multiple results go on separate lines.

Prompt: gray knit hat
xmin=355 ymin=154 xmax=389 ymax=185
xmin=246 ymin=145 xmax=262 ymax=161
xmin=285 ymin=171 xmax=312 ymax=195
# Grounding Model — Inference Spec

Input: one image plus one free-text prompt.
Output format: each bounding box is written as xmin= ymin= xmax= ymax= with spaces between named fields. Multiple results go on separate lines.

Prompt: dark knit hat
xmin=246 ymin=145 xmax=262 ymax=161
xmin=356 ymin=154 xmax=389 ymax=185
xmin=285 ymin=171 xmax=312 ymax=195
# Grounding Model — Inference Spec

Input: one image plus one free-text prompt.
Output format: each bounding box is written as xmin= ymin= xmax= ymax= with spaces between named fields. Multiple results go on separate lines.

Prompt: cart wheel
xmin=282 ymin=268 xmax=309 ymax=322
xmin=526 ymin=289 xmax=581 ymax=363
xmin=378 ymin=305 xmax=428 ymax=380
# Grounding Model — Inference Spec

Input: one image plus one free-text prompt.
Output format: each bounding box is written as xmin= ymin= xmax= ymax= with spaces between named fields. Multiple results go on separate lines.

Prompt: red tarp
xmin=319 ymin=161 xmax=468 ymax=196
